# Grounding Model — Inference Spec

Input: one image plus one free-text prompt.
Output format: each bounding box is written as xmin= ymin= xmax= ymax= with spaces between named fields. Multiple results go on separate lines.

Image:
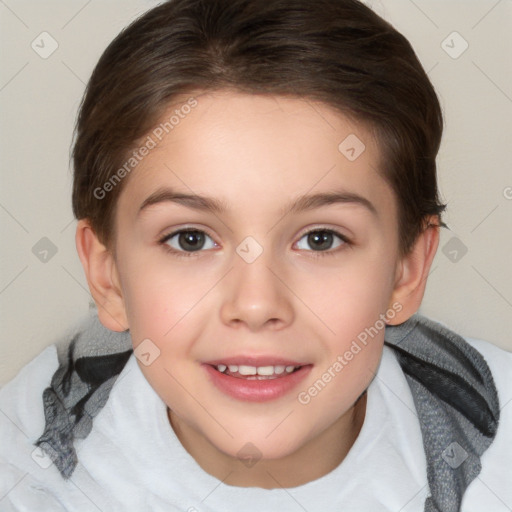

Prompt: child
xmin=1 ymin=0 xmax=510 ymax=511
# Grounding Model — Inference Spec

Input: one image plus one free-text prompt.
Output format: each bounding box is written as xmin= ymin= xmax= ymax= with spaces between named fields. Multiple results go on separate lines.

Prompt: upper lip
xmin=204 ymin=356 xmax=309 ymax=367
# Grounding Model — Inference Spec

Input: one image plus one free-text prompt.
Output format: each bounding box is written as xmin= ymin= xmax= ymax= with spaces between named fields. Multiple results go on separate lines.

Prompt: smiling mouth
xmin=211 ymin=364 xmax=305 ymax=380
xmin=204 ymin=362 xmax=313 ymax=402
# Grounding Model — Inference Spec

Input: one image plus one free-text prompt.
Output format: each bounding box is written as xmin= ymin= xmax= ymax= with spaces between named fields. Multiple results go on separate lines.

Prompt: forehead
xmin=117 ymin=90 xmax=395 ymax=223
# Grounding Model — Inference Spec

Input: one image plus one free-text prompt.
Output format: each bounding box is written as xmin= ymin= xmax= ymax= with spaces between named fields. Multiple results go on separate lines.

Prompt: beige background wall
xmin=1 ymin=0 xmax=511 ymax=386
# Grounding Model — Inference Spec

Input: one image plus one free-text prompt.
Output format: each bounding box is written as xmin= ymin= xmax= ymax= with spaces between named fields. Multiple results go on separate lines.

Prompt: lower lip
xmin=203 ymin=364 xmax=313 ymax=402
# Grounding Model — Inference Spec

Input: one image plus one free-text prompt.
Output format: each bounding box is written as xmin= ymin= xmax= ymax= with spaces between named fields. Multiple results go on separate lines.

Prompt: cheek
xmin=295 ymin=253 xmax=394 ymax=398
xmin=300 ymin=255 xmax=395 ymax=334
xmin=118 ymin=254 xmax=212 ymax=342
xmin=297 ymin=309 xmax=386 ymax=423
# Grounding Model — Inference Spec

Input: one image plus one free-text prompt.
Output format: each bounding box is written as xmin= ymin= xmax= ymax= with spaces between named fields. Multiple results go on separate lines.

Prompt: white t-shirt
xmin=1 ymin=338 xmax=511 ymax=512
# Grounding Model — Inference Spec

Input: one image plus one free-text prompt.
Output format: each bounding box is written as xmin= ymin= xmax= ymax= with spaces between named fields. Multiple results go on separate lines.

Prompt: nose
xmin=219 ymin=248 xmax=294 ymax=332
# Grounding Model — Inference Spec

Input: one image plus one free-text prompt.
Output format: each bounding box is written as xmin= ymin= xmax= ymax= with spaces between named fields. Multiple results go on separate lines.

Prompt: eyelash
xmin=158 ymin=226 xmax=352 ymax=260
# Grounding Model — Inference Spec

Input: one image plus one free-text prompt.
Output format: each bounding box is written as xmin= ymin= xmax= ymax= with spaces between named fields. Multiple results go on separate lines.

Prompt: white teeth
xmin=256 ymin=366 xmax=275 ymax=376
xmin=216 ymin=363 xmax=301 ymax=376
xmin=238 ymin=365 xmax=257 ymax=375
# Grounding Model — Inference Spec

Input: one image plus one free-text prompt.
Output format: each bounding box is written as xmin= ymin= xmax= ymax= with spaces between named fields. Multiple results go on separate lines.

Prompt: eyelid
xmin=296 ymin=224 xmax=352 ymax=242
xmin=158 ymin=224 xmax=218 ymax=244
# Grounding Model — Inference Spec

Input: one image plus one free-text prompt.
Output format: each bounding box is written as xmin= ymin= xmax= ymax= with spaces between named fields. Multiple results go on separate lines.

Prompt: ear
xmin=387 ymin=217 xmax=440 ymax=325
xmin=75 ymin=219 xmax=129 ymax=332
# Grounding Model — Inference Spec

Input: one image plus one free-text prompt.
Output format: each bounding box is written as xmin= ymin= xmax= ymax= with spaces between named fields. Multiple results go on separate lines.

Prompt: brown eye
xmin=296 ymin=229 xmax=347 ymax=252
xmin=161 ymin=229 xmax=216 ymax=254
xmin=307 ymin=231 xmax=334 ymax=251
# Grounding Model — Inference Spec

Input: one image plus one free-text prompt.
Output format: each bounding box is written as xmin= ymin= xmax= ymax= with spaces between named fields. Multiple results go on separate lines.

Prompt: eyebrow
xmin=138 ymin=187 xmax=378 ymax=218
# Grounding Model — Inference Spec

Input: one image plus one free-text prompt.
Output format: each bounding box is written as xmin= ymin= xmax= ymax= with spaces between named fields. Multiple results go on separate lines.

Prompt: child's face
xmin=110 ymin=90 xmax=403 ymax=466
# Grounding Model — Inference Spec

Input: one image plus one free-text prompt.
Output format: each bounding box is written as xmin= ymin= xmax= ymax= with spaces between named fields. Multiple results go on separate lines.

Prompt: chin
xmin=212 ymin=424 xmax=311 ymax=461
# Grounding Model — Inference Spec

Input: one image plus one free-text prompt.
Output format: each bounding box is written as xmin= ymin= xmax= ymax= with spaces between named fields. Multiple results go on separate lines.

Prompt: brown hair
xmin=71 ymin=0 xmax=445 ymax=255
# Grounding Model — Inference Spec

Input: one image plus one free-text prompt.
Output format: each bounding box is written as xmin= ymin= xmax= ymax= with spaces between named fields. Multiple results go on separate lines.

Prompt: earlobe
xmin=387 ymin=219 xmax=440 ymax=325
xmin=75 ymin=219 xmax=129 ymax=332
